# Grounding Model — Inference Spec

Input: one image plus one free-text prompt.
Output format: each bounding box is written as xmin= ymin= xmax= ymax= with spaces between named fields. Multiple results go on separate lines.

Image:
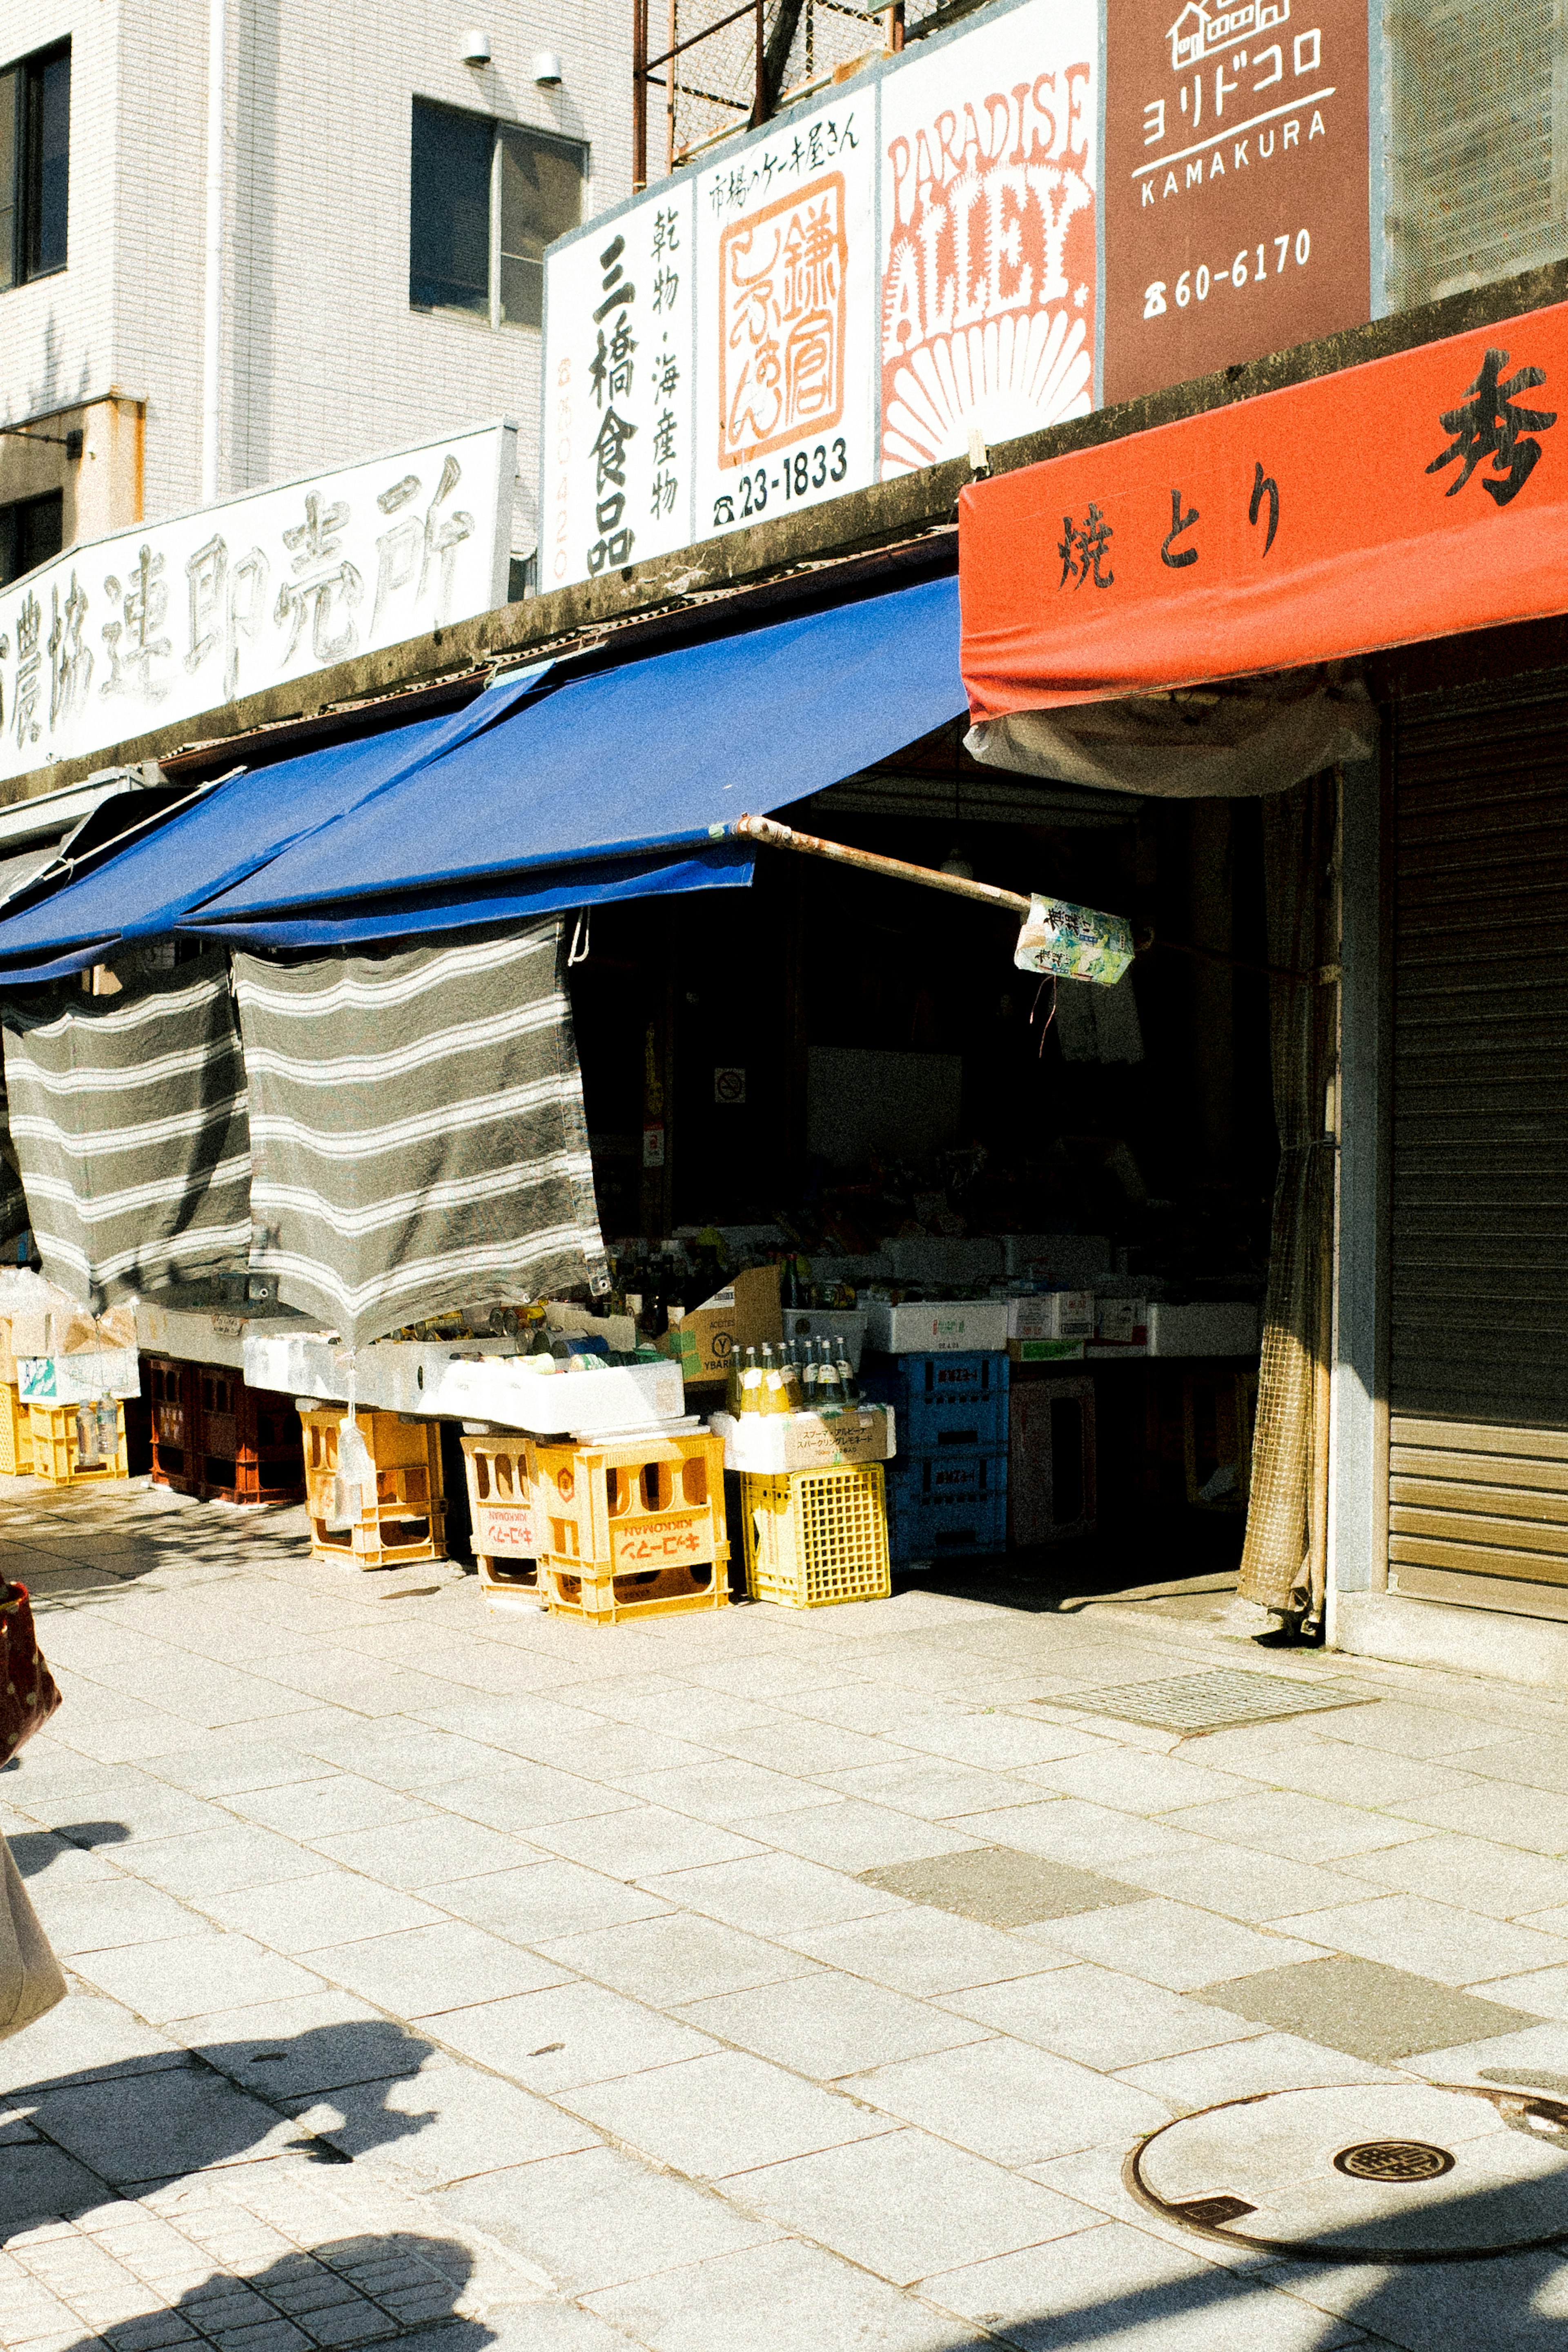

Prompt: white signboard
xmin=541 ymin=187 xmax=697 ymax=591
xmin=693 ymin=96 xmax=877 ymax=541
xmin=879 ymin=0 xmax=1099 ymax=474
xmin=0 ymin=419 xmax=517 ymax=785
xmin=540 ymin=0 xmax=1098 ymax=587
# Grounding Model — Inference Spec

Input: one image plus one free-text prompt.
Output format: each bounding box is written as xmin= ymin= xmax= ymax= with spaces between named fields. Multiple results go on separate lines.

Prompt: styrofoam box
xmin=17 ymin=1350 xmax=141 ymax=1403
xmin=1007 ymin=1293 xmax=1094 ymax=1342
xmin=885 ymin=1237 xmax=1004 ymax=1288
xmin=244 ymin=1333 xmax=685 ymax=1433
xmin=1002 ymin=1234 xmax=1111 ymax=1280
xmin=1146 ymin=1300 xmax=1260 ymax=1356
xmin=780 ymin=1308 xmax=869 ymax=1369
xmin=711 ymin=1405 xmax=895 ymax=1473
xmin=863 ymin=1298 xmax=1009 ymax=1354
xmin=136 ymin=1300 xmax=320 ymax=1372
xmin=1094 ymin=1298 xmax=1149 ymax=1345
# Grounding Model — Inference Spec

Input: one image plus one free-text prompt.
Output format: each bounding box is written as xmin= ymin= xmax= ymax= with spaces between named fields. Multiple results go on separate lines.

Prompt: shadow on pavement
xmin=38 ymin=2231 xmax=501 ymax=2351
xmin=2 ymin=2017 xmax=440 ymax=2243
xmin=7 ymin=1821 xmax=131 ymax=1875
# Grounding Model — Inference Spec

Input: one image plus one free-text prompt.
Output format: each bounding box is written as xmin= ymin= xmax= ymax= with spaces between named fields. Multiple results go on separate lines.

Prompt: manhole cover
xmin=1129 ymin=2083 xmax=1568 ymax=2262
xmin=1335 ymin=2140 xmax=1455 ymax=2183
xmin=1051 ymin=1669 xmax=1371 ymax=1733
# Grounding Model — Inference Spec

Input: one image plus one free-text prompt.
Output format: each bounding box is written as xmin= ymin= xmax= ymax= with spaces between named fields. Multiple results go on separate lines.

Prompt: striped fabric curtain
xmin=0 ymin=954 xmax=252 ymax=1306
xmin=232 ymin=920 xmax=608 ymax=1346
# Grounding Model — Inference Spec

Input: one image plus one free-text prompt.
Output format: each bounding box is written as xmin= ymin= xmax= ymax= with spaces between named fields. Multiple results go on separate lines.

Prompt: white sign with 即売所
xmin=0 ymin=419 xmax=517 ymax=785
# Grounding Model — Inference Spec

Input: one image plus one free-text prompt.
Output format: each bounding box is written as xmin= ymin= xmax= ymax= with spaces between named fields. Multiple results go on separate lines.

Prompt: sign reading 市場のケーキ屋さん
xmin=538 ymin=0 xmax=1102 ymax=590
xmin=0 ymin=421 xmax=517 ymax=786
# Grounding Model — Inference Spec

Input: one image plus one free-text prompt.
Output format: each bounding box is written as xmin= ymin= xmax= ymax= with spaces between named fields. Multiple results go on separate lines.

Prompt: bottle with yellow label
xmin=737 ymin=1345 xmax=765 ymax=1416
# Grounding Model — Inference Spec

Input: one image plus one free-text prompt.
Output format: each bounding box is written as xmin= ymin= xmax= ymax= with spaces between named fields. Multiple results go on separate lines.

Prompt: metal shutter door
xmin=1390 ymin=675 xmax=1568 ymax=1612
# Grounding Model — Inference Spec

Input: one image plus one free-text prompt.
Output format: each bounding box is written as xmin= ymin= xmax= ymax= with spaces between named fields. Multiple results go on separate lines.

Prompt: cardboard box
xmin=675 ymin=1262 xmax=782 ymax=1386
xmin=18 ymin=1349 xmax=142 ymax=1403
xmin=1146 ymin=1300 xmax=1260 ymax=1357
xmin=1006 ymin=1292 xmax=1094 ymax=1342
xmin=711 ymin=1405 xmax=895 ymax=1473
xmin=1008 ymin=1338 xmax=1087 ymax=1365
xmin=1094 ymin=1298 xmax=1149 ymax=1346
xmin=862 ymin=1298 xmax=1009 ymax=1355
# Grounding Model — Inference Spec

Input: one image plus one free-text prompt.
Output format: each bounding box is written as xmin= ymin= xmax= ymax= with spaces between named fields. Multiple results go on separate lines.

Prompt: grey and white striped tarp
xmin=0 ymin=954 xmax=252 ymax=1304
xmin=232 ymin=920 xmax=608 ymax=1345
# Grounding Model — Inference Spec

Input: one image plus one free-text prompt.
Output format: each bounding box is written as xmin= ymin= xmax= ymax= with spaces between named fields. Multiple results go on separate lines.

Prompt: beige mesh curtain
xmin=1238 ymin=771 xmax=1340 ymax=1619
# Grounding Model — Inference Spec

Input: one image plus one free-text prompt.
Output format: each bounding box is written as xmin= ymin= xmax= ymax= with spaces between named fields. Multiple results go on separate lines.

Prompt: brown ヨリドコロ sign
xmin=1102 ymin=0 xmax=1370 ymax=406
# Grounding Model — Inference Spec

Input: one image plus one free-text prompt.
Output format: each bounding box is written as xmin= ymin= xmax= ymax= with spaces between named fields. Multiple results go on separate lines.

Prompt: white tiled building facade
xmin=0 ymin=1 xmax=632 ymax=568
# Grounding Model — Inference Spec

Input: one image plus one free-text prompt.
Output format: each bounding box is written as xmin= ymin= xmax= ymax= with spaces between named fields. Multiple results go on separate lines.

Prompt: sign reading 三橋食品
xmin=0 ymin=419 xmax=517 ymax=786
xmin=1101 ymin=0 xmax=1369 ymax=405
xmin=539 ymin=0 xmax=1102 ymax=588
xmin=880 ymin=0 xmax=1098 ymax=474
xmin=959 ymin=299 xmax=1568 ymax=720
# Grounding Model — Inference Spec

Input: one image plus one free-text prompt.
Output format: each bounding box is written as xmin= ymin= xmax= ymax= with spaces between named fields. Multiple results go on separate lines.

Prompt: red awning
xmin=959 ymin=297 xmax=1568 ymax=724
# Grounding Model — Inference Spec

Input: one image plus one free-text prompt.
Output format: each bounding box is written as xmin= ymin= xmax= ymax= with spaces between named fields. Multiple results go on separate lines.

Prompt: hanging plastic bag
xmin=325 ymin=1355 xmax=373 ymax=1530
xmin=0 ymin=1835 xmax=67 ymax=2043
xmin=1014 ymin=894 xmax=1135 ymax=986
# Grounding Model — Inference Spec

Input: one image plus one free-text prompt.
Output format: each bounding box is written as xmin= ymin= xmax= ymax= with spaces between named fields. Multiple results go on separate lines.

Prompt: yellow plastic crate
xmin=26 ymin=1399 xmax=128 ymax=1485
xmin=460 ymin=1433 xmax=545 ymax=1613
xmin=531 ymin=1429 xmax=729 ymax=1624
xmin=0 ymin=1381 xmax=32 ymax=1475
xmin=740 ymin=1465 xmax=891 ymax=1608
xmin=301 ymin=1407 xmax=445 ymax=1569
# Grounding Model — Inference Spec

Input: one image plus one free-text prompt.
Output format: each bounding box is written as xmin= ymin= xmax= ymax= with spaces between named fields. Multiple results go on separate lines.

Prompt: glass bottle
xmin=737 ymin=1345 xmax=764 ymax=1416
xmin=835 ymin=1335 xmax=859 ymax=1408
xmin=761 ymin=1343 xmax=790 ymax=1415
xmin=815 ymin=1339 xmax=843 ymax=1415
xmin=800 ymin=1339 xmax=819 ymax=1407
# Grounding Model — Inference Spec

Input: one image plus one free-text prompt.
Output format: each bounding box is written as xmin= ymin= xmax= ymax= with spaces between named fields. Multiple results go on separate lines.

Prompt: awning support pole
xmin=731 ymin=812 xmax=1030 ymax=917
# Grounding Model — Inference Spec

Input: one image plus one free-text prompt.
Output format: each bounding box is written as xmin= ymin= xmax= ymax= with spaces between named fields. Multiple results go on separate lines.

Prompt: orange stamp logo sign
xmin=718 ymin=174 xmax=848 ymax=468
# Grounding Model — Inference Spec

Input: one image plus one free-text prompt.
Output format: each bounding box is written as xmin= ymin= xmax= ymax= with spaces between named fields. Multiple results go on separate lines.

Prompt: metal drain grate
xmin=1046 ymin=1668 xmax=1373 ymax=1734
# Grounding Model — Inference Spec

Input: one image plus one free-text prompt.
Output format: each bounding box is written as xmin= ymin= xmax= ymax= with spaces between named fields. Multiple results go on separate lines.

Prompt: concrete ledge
xmin=1335 ymin=1588 xmax=1568 ymax=1692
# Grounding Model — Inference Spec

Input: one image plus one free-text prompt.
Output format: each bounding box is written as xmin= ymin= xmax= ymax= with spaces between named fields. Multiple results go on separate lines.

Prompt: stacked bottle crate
xmin=863 ymin=1351 xmax=1009 ymax=1566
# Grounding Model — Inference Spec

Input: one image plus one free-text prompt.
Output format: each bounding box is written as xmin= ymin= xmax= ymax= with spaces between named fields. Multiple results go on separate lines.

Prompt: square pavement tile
xmin=675 ymin=1969 xmax=989 ymax=2080
xmin=534 ymin=1913 xmax=821 ymax=2006
xmin=732 ymin=1800 xmax=985 ymax=1874
xmin=178 ymin=1989 xmax=438 ymax=2099
xmin=1110 ymin=1844 xmax=1381 ymax=1924
xmin=436 ymin=1860 xmax=673 ymax=1944
xmin=0 ymin=1990 xmax=181 ymax=2092
xmin=0 ymin=2142 xmax=122 ymax=2240
xmin=1116 ymin=2029 xmax=1403 ymax=2112
xmin=1028 ymin=1897 xmax=1326 ymax=1991
xmin=305 ymin=1921 xmax=574 ymax=2017
xmin=197 ymin=1876 xmax=448 ymax=1955
xmin=841 ymin=2036 xmax=1171 ymax=2167
xmin=1385 ymin=1776 xmax=1568 ymax=1855
xmin=860 ymin=1846 xmax=1146 ymax=1929
xmin=557 ymin=2049 xmax=890 ymax=2178
xmin=307 ymin=1816 xmax=539 ymax=1890
xmin=938 ymin=1964 xmax=1267 ymax=2071
xmin=1164 ymin=1788 xmax=1439 ymax=1864
xmin=720 ymin=2125 xmax=1097 ymax=2288
xmin=809 ymin=1758 xmax=1038 ymax=1820
xmin=436 ymin=2145 xmax=778 ymax=2296
xmin=1332 ymin=1831 xmax=1568 ymax=1920
xmin=108 ymin=1824 xmax=331 ymax=1900
xmin=425 ymin=1979 xmax=722 ymax=2091
xmin=422 ymin=1764 xmax=645 ymax=1834
xmin=22 ymin=2065 xmax=299 ymax=2187
xmin=1018 ymin=1748 xmax=1262 ymax=1815
xmin=780 ymin=1907 xmax=1067 ymax=1999
xmin=583 ymin=2234 xmax=962 ymax=2352
xmin=610 ymin=1757 xmax=843 ymax=1824
xmin=1279 ymin=1892 xmax=1568 ymax=1985
xmin=219 ymin=1776 xmax=441 ymax=1842
xmin=290 ymin=2057 xmax=598 ymax=2186
xmin=70 ymin=1934 xmax=330 ymax=2023
xmin=28 ymin=1880 xmax=209 ymax=1957
xmin=520 ymin=1805 xmax=768 ymax=1880
xmin=635 ymin=1852 xmax=906 ymax=1936
xmin=1192 ymin=1953 xmax=1548 ymax=2062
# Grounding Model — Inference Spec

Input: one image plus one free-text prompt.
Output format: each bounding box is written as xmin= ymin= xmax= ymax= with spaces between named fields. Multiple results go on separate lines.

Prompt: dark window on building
xmin=0 ymin=42 xmax=70 ymax=292
xmin=410 ymin=98 xmax=584 ymax=328
xmin=0 ymin=489 xmax=63 ymax=585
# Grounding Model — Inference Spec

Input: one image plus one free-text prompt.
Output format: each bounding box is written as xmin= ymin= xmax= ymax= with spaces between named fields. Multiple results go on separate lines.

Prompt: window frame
xmin=0 ymin=38 xmax=70 ymax=292
xmin=0 ymin=487 xmax=65 ymax=588
xmin=409 ymin=97 xmax=585 ymax=332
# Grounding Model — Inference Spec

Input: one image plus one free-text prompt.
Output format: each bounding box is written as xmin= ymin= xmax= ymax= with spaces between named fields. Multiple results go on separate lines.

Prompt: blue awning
xmin=0 ymin=574 xmax=963 ymax=976
xmin=0 ymin=667 xmax=550 ymax=984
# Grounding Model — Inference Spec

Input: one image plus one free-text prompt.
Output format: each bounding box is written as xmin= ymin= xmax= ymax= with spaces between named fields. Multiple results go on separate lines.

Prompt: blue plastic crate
xmin=862 ymin=1352 xmax=1010 ymax=1451
xmin=886 ymin=1448 xmax=1008 ymax=1564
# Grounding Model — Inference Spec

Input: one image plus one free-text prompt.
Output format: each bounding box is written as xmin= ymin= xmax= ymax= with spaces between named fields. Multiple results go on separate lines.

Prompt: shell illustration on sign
xmin=880 ymin=13 xmax=1098 ymax=476
xmin=719 ymin=175 xmax=848 ymax=466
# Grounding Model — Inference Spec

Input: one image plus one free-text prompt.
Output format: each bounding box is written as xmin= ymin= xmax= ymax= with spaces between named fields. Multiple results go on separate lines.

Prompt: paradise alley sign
xmin=958 ymin=301 xmax=1568 ymax=721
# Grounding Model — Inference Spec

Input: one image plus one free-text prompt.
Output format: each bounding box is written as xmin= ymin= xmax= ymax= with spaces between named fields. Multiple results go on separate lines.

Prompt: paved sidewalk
xmin=6 ymin=1477 xmax=1568 ymax=2350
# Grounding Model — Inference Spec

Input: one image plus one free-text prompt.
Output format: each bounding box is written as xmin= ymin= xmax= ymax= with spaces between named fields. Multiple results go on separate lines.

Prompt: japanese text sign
xmin=0 ymin=421 xmax=516 ymax=786
xmin=1102 ymin=0 xmax=1370 ymax=403
xmin=540 ymin=0 xmax=1098 ymax=588
xmin=959 ymin=300 xmax=1568 ymax=721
